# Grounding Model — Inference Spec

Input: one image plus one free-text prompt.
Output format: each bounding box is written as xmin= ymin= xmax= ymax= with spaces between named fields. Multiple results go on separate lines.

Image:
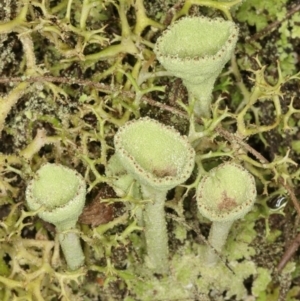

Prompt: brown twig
xmin=1 ymin=75 xmax=299 ymax=214
xmin=279 ymin=180 xmax=300 ymax=217
xmin=216 ymin=125 xmax=268 ymax=164
xmin=0 ymin=76 xmax=191 ymax=119
xmin=248 ymin=3 xmax=300 ymax=41
xmin=0 ymin=76 xmax=110 ymax=91
xmin=277 ymin=232 xmax=300 ymax=272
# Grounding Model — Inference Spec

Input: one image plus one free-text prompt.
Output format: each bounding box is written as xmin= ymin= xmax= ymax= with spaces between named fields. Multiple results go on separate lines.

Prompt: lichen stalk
xmin=206 ymin=220 xmax=233 ymax=266
xmin=113 ymin=117 xmax=195 ymax=274
xmin=141 ymin=185 xmax=168 ymax=274
xmin=58 ymin=232 xmax=85 ymax=271
xmin=185 ymin=76 xmax=217 ymax=118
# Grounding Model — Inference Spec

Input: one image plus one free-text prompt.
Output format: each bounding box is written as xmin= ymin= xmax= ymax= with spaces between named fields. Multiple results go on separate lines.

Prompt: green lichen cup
xmin=154 ymin=16 xmax=238 ymax=118
xmin=196 ymin=162 xmax=256 ymax=265
xmin=114 ymin=117 xmax=195 ymax=273
xmin=26 ymin=163 xmax=86 ymax=270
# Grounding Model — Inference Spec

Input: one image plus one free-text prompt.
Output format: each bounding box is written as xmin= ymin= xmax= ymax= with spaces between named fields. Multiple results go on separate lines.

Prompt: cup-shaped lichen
xmin=26 ymin=163 xmax=86 ymax=270
xmin=196 ymin=162 xmax=256 ymax=265
xmin=114 ymin=117 xmax=195 ymax=273
xmin=154 ymin=16 xmax=238 ymax=118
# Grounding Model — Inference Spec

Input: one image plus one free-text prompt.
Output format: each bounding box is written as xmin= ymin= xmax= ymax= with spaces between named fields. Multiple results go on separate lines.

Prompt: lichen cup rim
xmin=155 ymin=16 xmax=238 ymax=55
xmin=114 ymin=117 xmax=195 ymax=191
xmin=154 ymin=15 xmax=239 ymax=82
xmin=26 ymin=163 xmax=86 ymax=229
xmin=196 ymin=162 xmax=257 ymax=222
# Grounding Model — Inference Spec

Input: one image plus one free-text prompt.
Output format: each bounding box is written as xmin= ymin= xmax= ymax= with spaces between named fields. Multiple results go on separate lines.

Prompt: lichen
xmin=0 ymin=0 xmax=300 ymax=300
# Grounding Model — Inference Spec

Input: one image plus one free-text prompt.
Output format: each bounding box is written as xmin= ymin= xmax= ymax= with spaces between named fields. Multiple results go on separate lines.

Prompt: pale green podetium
xmin=26 ymin=163 xmax=86 ymax=270
xmin=114 ymin=117 xmax=195 ymax=274
xmin=154 ymin=16 xmax=238 ymax=118
xmin=196 ymin=162 xmax=256 ymax=266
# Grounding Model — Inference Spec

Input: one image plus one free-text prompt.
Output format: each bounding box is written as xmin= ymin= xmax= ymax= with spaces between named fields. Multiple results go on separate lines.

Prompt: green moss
xmin=252 ymin=267 xmax=272 ymax=297
xmin=236 ymin=0 xmax=287 ymax=31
